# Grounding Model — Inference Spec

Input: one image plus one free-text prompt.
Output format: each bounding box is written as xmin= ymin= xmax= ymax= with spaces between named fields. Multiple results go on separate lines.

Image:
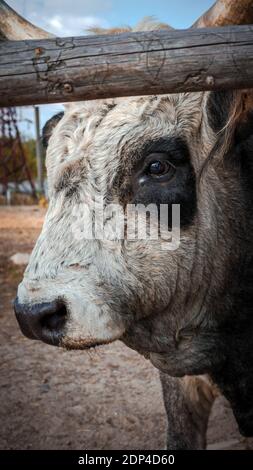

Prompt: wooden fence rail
xmin=0 ymin=24 xmax=253 ymax=107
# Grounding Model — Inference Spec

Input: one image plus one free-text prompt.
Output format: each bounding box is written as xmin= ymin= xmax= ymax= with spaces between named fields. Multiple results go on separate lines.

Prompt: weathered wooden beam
xmin=0 ymin=25 xmax=253 ymax=107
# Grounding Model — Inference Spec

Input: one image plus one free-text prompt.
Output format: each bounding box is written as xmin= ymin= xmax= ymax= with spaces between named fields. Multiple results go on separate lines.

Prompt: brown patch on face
xmin=60 ymin=335 xmax=120 ymax=350
xmin=54 ymin=159 xmax=87 ymax=196
xmin=66 ymin=263 xmax=91 ymax=271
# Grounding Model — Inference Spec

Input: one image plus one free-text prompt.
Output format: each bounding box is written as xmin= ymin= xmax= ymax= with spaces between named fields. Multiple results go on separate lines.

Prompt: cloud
xmin=9 ymin=0 xmax=112 ymax=17
xmin=48 ymin=16 xmax=63 ymax=32
xmin=8 ymin=0 xmax=111 ymax=36
xmin=45 ymin=14 xmax=109 ymax=36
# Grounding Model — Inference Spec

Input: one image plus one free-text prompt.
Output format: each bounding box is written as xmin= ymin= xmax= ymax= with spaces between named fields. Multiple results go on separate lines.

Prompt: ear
xmin=234 ymin=107 xmax=253 ymax=145
xmin=42 ymin=111 xmax=64 ymax=148
xmin=205 ymin=90 xmax=253 ymax=150
xmin=234 ymin=106 xmax=253 ymax=173
xmin=206 ymin=89 xmax=253 ymax=131
xmin=205 ymin=89 xmax=237 ymax=134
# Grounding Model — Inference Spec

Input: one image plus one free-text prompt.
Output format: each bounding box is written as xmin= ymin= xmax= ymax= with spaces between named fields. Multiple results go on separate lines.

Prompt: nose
xmin=14 ymin=298 xmax=67 ymax=346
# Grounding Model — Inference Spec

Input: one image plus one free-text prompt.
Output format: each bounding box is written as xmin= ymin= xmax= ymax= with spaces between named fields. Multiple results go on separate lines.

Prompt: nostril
xmin=40 ymin=303 xmax=67 ymax=332
xmin=14 ymin=298 xmax=68 ymax=345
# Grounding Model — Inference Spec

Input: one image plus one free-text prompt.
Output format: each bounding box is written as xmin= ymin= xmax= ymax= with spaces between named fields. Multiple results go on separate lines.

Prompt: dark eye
xmin=147 ymin=160 xmax=173 ymax=177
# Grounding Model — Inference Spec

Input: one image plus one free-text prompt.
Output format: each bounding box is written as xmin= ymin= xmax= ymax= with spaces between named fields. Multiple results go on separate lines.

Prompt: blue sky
xmin=7 ymin=0 xmax=214 ymax=138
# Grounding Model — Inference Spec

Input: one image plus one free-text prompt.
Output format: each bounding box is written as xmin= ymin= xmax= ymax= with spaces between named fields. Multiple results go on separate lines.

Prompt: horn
xmin=192 ymin=0 xmax=253 ymax=28
xmin=0 ymin=0 xmax=53 ymax=40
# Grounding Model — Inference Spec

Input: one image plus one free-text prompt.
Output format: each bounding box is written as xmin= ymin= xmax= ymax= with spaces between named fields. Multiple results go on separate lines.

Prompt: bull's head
xmin=3 ymin=1 xmax=253 ymax=380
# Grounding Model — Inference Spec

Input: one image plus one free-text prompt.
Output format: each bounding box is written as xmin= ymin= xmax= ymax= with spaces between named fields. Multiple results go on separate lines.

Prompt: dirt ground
xmin=0 ymin=206 xmax=252 ymax=450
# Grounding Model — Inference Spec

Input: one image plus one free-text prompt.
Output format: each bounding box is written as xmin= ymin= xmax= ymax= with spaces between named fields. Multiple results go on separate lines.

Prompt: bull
xmin=1 ymin=0 xmax=253 ymax=449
